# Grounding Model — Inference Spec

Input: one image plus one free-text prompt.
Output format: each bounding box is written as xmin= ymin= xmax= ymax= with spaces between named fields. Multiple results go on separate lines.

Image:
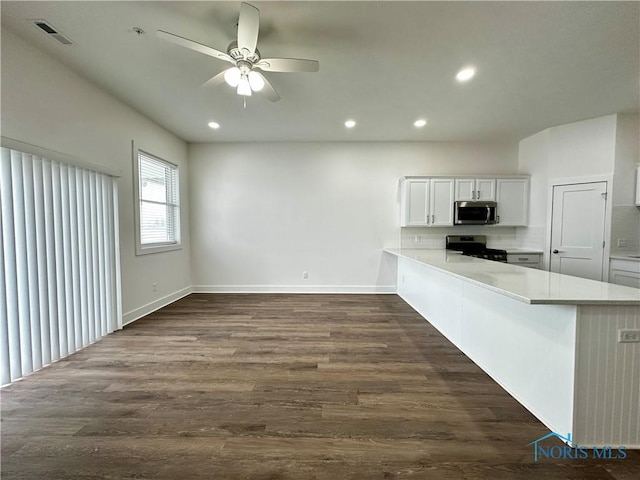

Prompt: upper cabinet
xmin=400 ymin=178 xmax=454 ymax=227
xmin=430 ymin=178 xmax=455 ymax=226
xmin=454 ymin=178 xmax=496 ymax=201
xmin=401 ymin=176 xmax=529 ymax=227
xmin=495 ymin=178 xmax=529 ymax=226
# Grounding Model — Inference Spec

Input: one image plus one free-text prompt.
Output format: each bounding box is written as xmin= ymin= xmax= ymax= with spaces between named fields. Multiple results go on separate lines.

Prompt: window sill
xmin=135 ymin=242 xmax=182 ymax=256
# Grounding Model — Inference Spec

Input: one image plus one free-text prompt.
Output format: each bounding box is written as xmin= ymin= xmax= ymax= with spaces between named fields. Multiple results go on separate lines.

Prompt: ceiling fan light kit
xmin=157 ymin=2 xmax=319 ymax=104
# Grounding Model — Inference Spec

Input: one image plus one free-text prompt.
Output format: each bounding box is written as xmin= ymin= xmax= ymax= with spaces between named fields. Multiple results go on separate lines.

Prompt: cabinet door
xmin=454 ymin=179 xmax=476 ymax=201
xmin=476 ymin=179 xmax=496 ymax=201
xmin=507 ymin=254 xmax=541 ymax=269
xmin=430 ymin=179 xmax=454 ymax=226
xmin=610 ymin=270 xmax=640 ymax=288
xmin=636 ymin=167 xmax=640 ymax=207
xmin=610 ymin=259 xmax=640 ymax=288
xmin=401 ymin=179 xmax=430 ymax=226
xmin=496 ymin=178 xmax=529 ymax=226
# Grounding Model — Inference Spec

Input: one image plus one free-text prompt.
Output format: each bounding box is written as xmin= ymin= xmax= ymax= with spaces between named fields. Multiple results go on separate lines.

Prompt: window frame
xmin=133 ymin=145 xmax=182 ymax=256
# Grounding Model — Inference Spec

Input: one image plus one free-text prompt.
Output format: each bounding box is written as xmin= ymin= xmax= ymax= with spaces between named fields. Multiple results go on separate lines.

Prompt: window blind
xmin=0 ymin=147 xmax=122 ymax=385
xmin=137 ymin=152 xmax=180 ymax=246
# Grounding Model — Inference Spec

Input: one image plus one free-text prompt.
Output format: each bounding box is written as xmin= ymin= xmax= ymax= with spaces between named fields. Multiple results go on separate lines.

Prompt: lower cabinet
xmin=507 ymin=253 xmax=541 ymax=269
xmin=609 ymin=258 xmax=640 ymax=288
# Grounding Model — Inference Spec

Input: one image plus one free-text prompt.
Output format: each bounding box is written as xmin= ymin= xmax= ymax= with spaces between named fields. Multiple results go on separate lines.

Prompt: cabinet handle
xmin=496 ymin=215 xmax=500 ymax=224
xmin=518 ymin=257 xmax=528 ymax=261
xmin=477 ymin=190 xmax=480 ymax=199
xmin=431 ymin=214 xmax=434 ymax=223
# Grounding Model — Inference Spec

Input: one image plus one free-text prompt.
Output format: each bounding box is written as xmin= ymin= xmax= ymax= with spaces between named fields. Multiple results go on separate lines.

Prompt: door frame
xmin=544 ymin=174 xmax=613 ymax=281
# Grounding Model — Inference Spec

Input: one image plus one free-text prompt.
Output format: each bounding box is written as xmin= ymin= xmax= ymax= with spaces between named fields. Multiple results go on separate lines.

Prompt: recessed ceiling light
xmin=344 ymin=119 xmax=356 ymax=128
xmin=414 ymin=119 xmax=427 ymax=128
xmin=208 ymin=121 xmax=220 ymax=129
xmin=456 ymin=67 xmax=476 ymax=82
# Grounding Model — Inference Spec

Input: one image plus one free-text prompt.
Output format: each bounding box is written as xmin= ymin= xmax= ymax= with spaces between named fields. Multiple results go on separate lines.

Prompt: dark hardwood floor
xmin=2 ymin=294 xmax=638 ymax=479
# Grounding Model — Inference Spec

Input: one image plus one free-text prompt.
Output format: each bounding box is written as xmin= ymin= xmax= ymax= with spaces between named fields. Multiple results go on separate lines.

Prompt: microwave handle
xmin=486 ymin=206 xmax=490 ymax=224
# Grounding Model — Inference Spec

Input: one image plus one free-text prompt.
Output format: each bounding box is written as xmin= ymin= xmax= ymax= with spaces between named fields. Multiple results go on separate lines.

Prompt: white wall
xmin=517 ymin=115 xmax=619 ymax=258
xmin=1 ymin=29 xmax=191 ymax=322
xmin=547 ymin=115 xmax=617 ymax=179
xmin=189 ymin=141 xmax=518 ymax=292
xmin=611 ymin=114 xmax=640 ymax=254
xmin=518 ymin=128 xmax=550 ymax=230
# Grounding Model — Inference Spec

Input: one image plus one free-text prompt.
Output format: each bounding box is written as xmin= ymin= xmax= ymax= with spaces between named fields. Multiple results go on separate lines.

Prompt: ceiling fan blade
xmin=201 ymin=70 xmax=229 ymax=88
xmin=257 ymin=72 xmax=281 ymax=102
xmin=237 ymin=3 xmax=259 ymax=56
xmin=157 ymin=30 xmax=234 ymax=64
xmin=256 ymin=58 xmax=319 ymax=73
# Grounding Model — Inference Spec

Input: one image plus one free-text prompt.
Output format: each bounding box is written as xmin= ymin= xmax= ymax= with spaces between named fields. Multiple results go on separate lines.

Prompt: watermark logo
xmin=527 ymin=432 xmax=627 ymax=463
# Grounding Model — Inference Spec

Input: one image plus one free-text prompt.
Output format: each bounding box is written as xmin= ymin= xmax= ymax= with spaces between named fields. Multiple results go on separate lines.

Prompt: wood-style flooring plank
xmin=2 ymin=293 xmax=638 ymax=479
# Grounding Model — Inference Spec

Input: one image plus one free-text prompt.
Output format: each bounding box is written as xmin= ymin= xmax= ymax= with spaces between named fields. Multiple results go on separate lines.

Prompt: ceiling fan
xmin=157 ymin=2 xmax=319 ymax=103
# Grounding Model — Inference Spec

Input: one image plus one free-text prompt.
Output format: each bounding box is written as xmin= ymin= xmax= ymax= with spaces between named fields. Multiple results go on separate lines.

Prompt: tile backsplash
xmin=399 ymin=225 xmax=548 ymax=250
xmin=515 ymin=225 xmax=546 ymax=250
xmin=400 ymin=226 xmax=520 ymax=249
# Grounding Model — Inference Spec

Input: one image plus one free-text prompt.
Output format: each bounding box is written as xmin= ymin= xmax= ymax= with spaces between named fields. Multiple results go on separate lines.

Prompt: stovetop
xmin=445 ymin=235 xmax=508 ymax=262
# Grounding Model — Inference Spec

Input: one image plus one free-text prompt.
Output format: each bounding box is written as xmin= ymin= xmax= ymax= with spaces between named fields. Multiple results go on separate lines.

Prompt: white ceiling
xmin=2 ymin=1 xmax=639 ymax=143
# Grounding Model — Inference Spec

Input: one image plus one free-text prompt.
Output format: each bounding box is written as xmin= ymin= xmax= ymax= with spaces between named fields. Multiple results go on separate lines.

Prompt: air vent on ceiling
xmin=31 ymin=19 xmax=73 ymax=45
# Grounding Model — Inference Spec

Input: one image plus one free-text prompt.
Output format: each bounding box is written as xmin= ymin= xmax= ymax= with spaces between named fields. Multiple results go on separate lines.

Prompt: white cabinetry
xmin=496 ymin=178 xmax=529 ymax=226
xmin=455 ymin=178 xmax=496 ymax=201
xmin=401 ymin=176 xmax=529 ymax=227
xmin=400 ymin=178 xmax=454 ymax=227
xmin=609 ymin=258 xmax=640 ymax=288
xmin=636 ymin=165 xmax=640 ymax=207
xmin=507 ymin=253 xmax=541 ymax=269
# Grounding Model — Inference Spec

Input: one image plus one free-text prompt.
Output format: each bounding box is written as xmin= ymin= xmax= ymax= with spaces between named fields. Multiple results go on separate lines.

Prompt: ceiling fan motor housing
xmin=227 ymin=41 xmax=261 ymax=64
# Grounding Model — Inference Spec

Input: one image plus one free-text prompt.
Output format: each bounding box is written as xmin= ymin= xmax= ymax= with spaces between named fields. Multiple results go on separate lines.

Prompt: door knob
xmin=552 ymin=249 xmax=564 ymax=254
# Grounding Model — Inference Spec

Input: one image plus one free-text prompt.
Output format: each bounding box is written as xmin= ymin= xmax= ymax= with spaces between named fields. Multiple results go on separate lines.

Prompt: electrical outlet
xmin=618 ymin=329 xmax=640 ymax=343
xmin=152 ymin=282 xmax=157 ymax=292
xmin=302 ymin=271 xmax=308 ymax=279
xmin=617 ymin=238 xmax=628 ymax=248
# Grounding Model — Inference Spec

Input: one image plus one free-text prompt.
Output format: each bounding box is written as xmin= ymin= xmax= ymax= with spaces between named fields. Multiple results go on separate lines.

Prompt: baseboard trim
xmin=191 ymin=285 xmax=397 ymax=294
xmin=122 ymin=286 xmax=192 ymax=326
xmin=122 ymin=285 xmax=398 ymax=324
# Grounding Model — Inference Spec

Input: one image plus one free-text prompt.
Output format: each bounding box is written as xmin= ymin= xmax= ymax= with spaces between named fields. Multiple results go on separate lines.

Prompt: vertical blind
xmin=138 ymin=151 xmax=180 ymax=246
xmin=0 ymin=147 xmax=122 ymax=386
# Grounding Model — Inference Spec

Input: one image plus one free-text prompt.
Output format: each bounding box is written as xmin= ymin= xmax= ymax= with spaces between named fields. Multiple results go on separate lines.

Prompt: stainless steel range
xmin=445 ymin=235 xmax=508 ymax=263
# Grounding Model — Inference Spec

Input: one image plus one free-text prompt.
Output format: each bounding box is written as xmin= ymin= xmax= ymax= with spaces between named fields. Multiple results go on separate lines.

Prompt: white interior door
xmin=550 ymin=182 xmax=607 ymax=280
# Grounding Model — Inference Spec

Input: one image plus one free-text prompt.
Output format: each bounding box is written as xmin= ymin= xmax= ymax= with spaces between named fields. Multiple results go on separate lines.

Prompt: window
xmin=134 ymin=150 xmax=181 ymax=255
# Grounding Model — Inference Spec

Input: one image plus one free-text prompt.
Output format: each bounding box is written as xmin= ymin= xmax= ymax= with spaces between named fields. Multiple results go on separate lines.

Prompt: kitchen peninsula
xmin=384 ymin=248 xmax=640 ymax=448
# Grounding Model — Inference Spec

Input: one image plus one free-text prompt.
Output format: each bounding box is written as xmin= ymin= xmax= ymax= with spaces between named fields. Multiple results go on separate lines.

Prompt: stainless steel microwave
xmin=454 ymin=201 xmax=497 ymax=225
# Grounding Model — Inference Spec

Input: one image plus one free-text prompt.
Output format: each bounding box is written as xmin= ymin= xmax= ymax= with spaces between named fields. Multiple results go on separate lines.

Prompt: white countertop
xmin=384 ymin=248 xmax=640 ymax=305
